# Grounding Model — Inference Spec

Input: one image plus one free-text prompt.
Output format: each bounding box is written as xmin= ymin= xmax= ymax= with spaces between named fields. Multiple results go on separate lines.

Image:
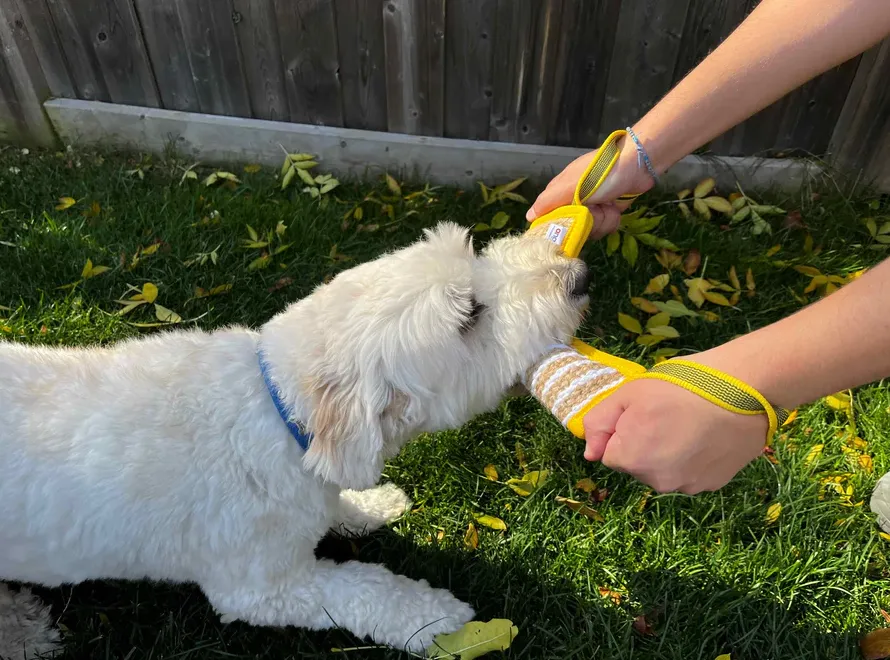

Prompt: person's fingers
xmin=526 ymin=181 xmax=573 ymax=221
xmin=581 ymin=392 xmax=629 ymax=461
xmin=589 ymin=203 xmax=621 ymax=240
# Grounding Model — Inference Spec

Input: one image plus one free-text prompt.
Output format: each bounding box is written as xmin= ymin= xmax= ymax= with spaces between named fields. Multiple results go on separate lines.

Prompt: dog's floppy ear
xmin=302 ymin=372 xmax=408 ymax=490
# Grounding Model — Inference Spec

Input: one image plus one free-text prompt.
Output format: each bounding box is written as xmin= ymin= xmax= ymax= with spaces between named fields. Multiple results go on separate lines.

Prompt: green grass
xmin=1 ymin=147 xmax=889 ymax=659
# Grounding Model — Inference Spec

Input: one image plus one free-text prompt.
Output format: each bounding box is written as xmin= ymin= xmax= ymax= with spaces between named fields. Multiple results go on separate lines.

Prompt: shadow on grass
xmin=22 ymin=525 xmax=860 ymax=660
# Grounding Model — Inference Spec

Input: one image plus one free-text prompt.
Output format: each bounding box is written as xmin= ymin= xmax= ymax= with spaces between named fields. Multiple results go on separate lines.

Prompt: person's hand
xmin=526 ymin=136 xmax=655 ymax=240
xmin=582 ymin=352 xmax=771 ymax=494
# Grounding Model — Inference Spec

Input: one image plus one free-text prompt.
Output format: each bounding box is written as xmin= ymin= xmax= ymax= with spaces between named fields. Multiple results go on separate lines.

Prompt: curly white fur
xmin=0 ymin=223 xmax=587 ymax=654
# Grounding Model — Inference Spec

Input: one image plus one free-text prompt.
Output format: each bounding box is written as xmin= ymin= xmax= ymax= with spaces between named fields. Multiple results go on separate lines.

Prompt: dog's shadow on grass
xmin=32 ymin=529 xmax=860 ymax=659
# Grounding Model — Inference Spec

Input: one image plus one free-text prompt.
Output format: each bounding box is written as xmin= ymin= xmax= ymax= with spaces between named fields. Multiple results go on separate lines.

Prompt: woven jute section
xmin=525 ymin=345 xmax=624 ymax=427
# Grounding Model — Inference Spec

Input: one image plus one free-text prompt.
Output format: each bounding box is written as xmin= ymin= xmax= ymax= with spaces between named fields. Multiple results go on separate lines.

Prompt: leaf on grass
xmin=483 ymin=464 xmax=498 ymax=481
xmin=655 ymin=249 xmax=683 ymax=271
xmin=463 ymin=522 xmax=479 ymax=550
xmin=694 ymin=178 xmax=716 ymax=198
xmin=653 ymin=347 xmax=680 ymax=362
xmin=746 ymin=268 xmax=756 ymax=297
xmin=621 ymin=234 xmax=639 ymax=266
xmin=575 ymin=478 xmax=597 ymax=493
xmin=81 ymin=259 xmax=110 ymax=279
xmin=427 ymin=619 xmax=518 ymax=660
xmin=506 ymin=470 xmax=549 ymax=496
xmin=765 ymin=245 xmax=781 ymax=258
xmin=825 ymin=391 xmax=853 ymax=412
xmin=646 ymin=312 xmax=671 ymax=330
xmin=859 ymin=454 xmax=874 ymax=473
xmin=648 ymin=325 xmax=679 ymax=339
xmin=765 ymin=502 xmax=782 ymax=524
xmin=490 ymin=211 xmax=509 ymax=230
xmin=685 ymin=278 xmax=712 ymax=307
xmin=248 ymin=255 xmax=272 ymax=271
xmin=702 ymin=290 xmax=732 ymax=307
xmin=652 ymin=300 xmax=698 ymax=318
xmin=728 ymin=266 xmax=741 ymax=291
xmin=473 ymin=514 xmax=506 ymax=531
xmin=644 ymin=274 xmax=670 ymax=295
xmin=131 ymin=282 xmax=159 ymax=303
xmin=677 ymin=189 xmax=691 ymax=200
xmin=515 ymin=442 xmax=527 ymax=471
xmin=678 ymin=201 xmax=691 ymax=219
xmin=804 ymin=444 xmax=824 ymax=467
xmin=556 ymin=496 xmax=604 ymax=521
xmin=632 ymin=614 xmax=655 ymax=637
xmin=683 ymin=249 xmax=701 ymax=275
xmin=693 ymin=198 xmax=712 ymax=220
xmin=55 ymin=196 xmax=76 ymax=210
xmin=154 ymin=304 xmax=182 ymax=324
xmin=703 ymin=196 xmax=733 ymax=214
xmin=606 ymin=231 xmax=621 ymax=255
xmin=715 ymin=655 xmax=732 ymax=660
xmin=631 ymin=297 xmax=659 ymax=314
xmin=380 ymin=173 xmax=400 ymax=197
xmin=244 ymin=163 xmax=262 ymax=174
xmin=636 ymin=334 xmax=664 ymax=347
xmin=618 ymin=313 xmax=643 ymax=335
xmin=861 ymin=627 xmax=890 ymax=660
xmin=598 ymin=587 xmax=622 ymax=605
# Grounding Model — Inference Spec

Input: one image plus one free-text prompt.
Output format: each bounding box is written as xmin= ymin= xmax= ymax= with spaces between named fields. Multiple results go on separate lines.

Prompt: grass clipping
xmin=427 ymin=619 xmax=518 ymax=659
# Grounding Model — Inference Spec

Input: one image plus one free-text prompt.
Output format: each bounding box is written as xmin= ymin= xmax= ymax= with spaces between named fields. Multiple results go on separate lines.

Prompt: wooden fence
xmin=1 ymin=0 xmax=888 ymax=188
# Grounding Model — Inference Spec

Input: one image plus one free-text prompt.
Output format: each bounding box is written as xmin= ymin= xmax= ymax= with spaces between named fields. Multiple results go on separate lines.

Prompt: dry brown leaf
xmin=861 ymin=627 xmax=890 ymax=660
xmin=683 ymin=249 xmax=701 ymax=275
xmin=632 ymin=614 xmax=656 ymax=637
xmin=556 ymin=496 xmax=604 ymax=522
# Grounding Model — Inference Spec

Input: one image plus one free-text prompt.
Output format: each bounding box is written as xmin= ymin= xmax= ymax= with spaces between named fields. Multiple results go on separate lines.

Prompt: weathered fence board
xmin=43 ymin=0 xmax=158 ymax=106
xmin=443 ymin=0 xmax=495 ymax=141
xmin=133 ymin=0 xmax=199 ymax=112
xmin=383 ymin=0 xmax=446 ymax=136
xmin=230 ymin=0 xmax=288 ymax=122
xmin=174 ymin=0 xmax=252 ymax=117
xmin=0 ymin=0 xmax=888 ymax=189
xmin=830 ymin=39 xmax=890 ymax=189
xmin=335 ymin=0 xmax=388 ymax=132
xmin=0 ymin=1 xmax=56 ymax=146
xmin=273 ymin=0 xmax=342 ymax=126
xmin=599 ymin=0 xmax=691 ymax=138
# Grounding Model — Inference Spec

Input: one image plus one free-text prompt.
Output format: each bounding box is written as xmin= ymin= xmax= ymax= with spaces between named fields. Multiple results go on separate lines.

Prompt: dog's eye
xmin=459 ymin=297 xmax=486 ymax=335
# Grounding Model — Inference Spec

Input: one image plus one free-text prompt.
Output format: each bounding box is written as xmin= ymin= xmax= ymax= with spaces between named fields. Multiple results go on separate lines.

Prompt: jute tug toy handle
xmin=523 ymin=130 xmax=790 ymax=443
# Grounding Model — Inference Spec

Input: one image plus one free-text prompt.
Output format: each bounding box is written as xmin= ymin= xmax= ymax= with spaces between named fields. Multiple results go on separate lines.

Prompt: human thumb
xmin=582 ymin=391 xmax=629 ymax=462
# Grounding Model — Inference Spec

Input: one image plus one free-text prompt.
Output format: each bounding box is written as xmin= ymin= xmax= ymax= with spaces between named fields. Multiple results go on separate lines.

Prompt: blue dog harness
xmin=257 ymin=350 xmax=313 ymax=451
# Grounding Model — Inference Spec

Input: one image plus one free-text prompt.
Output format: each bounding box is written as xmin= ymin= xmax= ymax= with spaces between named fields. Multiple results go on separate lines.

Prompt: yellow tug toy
xmin=523 ymin=130 xmax=790 ymax=443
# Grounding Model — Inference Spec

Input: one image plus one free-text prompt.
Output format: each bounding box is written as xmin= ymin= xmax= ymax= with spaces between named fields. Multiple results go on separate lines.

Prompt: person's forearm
xmin=694 ymin=259 xmax=890 ymax=409
xmin=632 ymin=0 xmax=890 ymax=173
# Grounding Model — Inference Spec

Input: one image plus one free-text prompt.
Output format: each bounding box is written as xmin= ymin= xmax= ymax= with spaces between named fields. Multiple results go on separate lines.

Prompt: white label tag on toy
xmin=544 ymin=224 xmax=566 ymax=247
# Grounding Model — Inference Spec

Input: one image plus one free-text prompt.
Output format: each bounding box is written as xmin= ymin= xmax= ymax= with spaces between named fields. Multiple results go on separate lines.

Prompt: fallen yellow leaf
xmin=825 ymin=391 xmax=853 ymax=412
xmin=618 ymin=312 xmax=642 ymax=335
xmin=859 ymin=454 xmax=874 ymax=473
xmin=483 ymin=464 xmax=498 ymax=481
xmin=463 ymin=522 xmax=479 ymax=550
xmin=506 ymin=470 xmax=549 ymax=496
xmin=598 ymin=586 xmax=623 ymax=605
xmin=644 ymin=274 xmax=670 ymax=295
xmin=427 ymin=619 xmax=518 ymax=659
xmin=575 ymin=478 xmax=597 ymax=493
xmin=55 ymin=196 xmax=76 ymax=210
xmin=804 ymin=444 xmax=824 ymax=467
xmin=765 ymin=502 xmax=782 ymax=524
xmin=473 ymin=514 xmax=506 ymax=531
xmin=728 ymin=266 xmax=741 ymax=291
xmin=702 ymin=290 xmax=732 ymax=306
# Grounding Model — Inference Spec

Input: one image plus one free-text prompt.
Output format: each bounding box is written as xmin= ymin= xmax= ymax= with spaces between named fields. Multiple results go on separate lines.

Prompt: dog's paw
xmin=337 ymin=483 xmax=413 ymax=534
xmin=398 ymin=592 xmax=475 ymax=654
xmin=366 ymin=482 xmax=413 ymax=522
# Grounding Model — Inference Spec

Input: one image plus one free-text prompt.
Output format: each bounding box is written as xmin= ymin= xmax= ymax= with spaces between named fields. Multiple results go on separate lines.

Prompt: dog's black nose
xmin=569 ymin=264 xmax=590 ymax=297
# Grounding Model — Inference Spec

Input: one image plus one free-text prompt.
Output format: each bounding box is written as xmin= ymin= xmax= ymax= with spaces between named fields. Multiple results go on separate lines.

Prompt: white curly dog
xmin=0 ymin=223 xmax=589 ymax=658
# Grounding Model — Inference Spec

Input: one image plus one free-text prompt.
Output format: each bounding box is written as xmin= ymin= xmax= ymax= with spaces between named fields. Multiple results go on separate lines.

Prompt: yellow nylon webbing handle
xmin=573 ymin=129 xmax=641 ymax=207
xmin=633 ymin=359 xmax=790 ymax=442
